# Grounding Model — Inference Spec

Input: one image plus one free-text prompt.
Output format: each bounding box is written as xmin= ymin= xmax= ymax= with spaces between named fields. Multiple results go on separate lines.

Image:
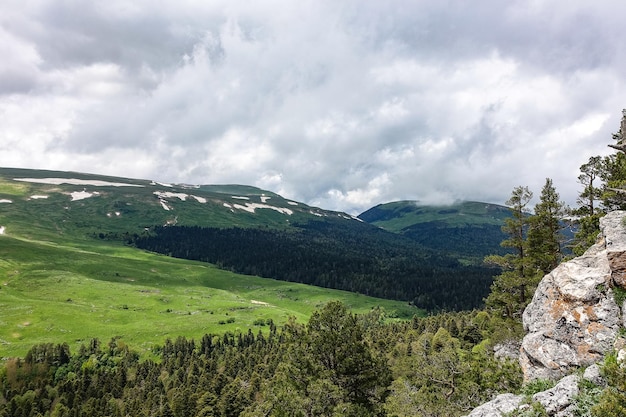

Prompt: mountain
xmin=0 ymin=168 xmax=497 ymax=317
xmin=0 ymin=167 xmax=423 ymax=358
xmin=0 ymin=167 xmax=356 ymax=238
xmin=358 ymin=200 xmax=512 ymax=264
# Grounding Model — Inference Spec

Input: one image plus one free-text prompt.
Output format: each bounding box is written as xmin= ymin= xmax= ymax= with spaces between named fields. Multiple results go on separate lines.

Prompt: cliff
xmin=465 ymin=210 xmax=626 ymax=417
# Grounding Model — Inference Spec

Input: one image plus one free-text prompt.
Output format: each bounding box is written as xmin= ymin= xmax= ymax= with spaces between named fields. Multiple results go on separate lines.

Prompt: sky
xmin=1 ymin=1 xmax=626 ymax=215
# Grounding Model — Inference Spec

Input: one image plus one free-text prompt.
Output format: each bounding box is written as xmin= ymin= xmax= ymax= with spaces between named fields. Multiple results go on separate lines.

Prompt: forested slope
xmin=130 ymin=218 xmax=498 ymax=311
xmin=0 ymin=302 xmax=522 ymax=417
xmin=358 ymin=201 xmax=512 ymax=264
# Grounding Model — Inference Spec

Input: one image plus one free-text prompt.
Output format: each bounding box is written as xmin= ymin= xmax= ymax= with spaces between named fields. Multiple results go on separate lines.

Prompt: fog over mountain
xmin=2 ymin=1 xmax=625 ymax=214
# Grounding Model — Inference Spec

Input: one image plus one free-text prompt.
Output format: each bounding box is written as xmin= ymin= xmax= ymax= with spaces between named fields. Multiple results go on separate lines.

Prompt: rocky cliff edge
xmin=519 ymin=211 xmax=625 ymax=381
xmin=465 ymin=210 xmax=626 ymax=417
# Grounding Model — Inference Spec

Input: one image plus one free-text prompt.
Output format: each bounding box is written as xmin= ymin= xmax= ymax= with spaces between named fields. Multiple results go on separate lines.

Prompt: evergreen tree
xmin=485 ymin=186 xmax=535 ymax=318
xmin=600 ymin=152 xmax=626 ymax=211
xmin=601 ymin=109 xmax=626 ymax=210
xmin=527 ymin=178 xmax=565 ymax=275
xmin=572 ymin=110 xmax=626 ymax=255
xmin=571 ymin=156 xmax=605 ymax=255
xmin=244 ymin=302 xmax=391 ymax=416
xmin=577 ymin=156 xmax=604 ymax=216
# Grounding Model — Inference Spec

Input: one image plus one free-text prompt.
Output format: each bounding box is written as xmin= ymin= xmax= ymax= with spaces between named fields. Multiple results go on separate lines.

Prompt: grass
xmin=0 ymin=235 xmax=421 ymax=360
xmin=0 ymin=167 xmax=423 ymax=360
xmin=364 ymin=201 xmax=510 ymax=232
xmin=0 ymin=179 xmax=29 ymax=196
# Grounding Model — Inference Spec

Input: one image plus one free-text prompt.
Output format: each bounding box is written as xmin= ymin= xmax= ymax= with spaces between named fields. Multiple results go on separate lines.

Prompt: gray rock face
xmin=463 ymin=374 xmax=586 ymax=417
xmin=582 ymin=363 xmax=606 ymax=387
xmin=465 ymin=211 xmax=626 ymax=416
xmin=463 ymin=393 xmax=524 ymax=417
xmin=462 ymin=376 xmax=581 ymax=417
xmin=493 ymin=341 xmax=520 ymax=362
xmin=532 ymin=374 xmax=579 ymax=416
xmin=603 ymin=211 xmax=626 ymax=288
xmin=519 ymin=211 xmax=625 ymax=381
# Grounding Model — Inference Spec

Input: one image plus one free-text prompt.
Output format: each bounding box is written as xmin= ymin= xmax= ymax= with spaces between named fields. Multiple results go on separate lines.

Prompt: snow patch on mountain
xmin=0 ymin=199 xmax=12 ymax=203
xmin=15 ymin=178 xmax=143 ymax=187
xmin=153 ymin=191 xmax=209 ymax=209
xmin=71 ymin=191 xmax=100 ymax=201
xmin=152 ymin=181 xmax=173 ymax=187
xmin=232 ymin=196 xmax=250 ymax=200
xmin=154 ymin=191 xmax=189 ymax=201
xmin=232 ymin=203 xmax=293 ymax=215
xmin=30 ymin=195 xmax=48 ymax=199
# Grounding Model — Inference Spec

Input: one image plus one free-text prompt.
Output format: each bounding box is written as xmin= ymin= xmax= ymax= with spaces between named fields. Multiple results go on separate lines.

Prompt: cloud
xmin=1 ymin=0 xmax=625 ymax=214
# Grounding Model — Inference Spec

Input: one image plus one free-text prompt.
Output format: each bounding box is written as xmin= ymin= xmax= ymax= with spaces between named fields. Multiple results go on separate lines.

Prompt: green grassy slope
xmin=0 ymin=167 xmax=345 ymax=240
xmin=0 ymin=232 xmax=417 ymax=360
xmin=0 ymin=168 xmax=419 ymax=359
xmin=359 ymin=200 xmax=511 ymax=231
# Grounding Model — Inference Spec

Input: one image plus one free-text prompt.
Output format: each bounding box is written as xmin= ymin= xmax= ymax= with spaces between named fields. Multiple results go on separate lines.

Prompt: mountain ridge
xmin=358 ymin=200 xmax=512 ymax=265
xmin=0 ymin=167 xmax=500 ymax=312
xmin=0 ymin=167 xmax=358 ymax=239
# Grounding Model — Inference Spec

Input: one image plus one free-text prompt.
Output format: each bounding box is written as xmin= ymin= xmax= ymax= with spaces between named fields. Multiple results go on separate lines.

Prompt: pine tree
xmin=485 ymin=186 xmax=535 ymax=318
xmin=244 ymin=302 xmax=391 ymax=416
xmin=572 ymin=110 xmax=626 ymax=255
xmin=577 ymin=156 xmax=603 ymax=216
xmin=602 ymin=109 xmax=626 ymax=210
xmin=571 ymin=156 xmax=605 ymax=255
xmin=527 ymin=178 xmax=565 ymax=275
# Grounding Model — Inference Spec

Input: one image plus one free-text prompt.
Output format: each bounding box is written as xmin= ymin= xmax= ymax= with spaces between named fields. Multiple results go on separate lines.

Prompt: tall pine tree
xmin=527 ymin=178 xmax=565 ymax=275
xmin=485 ymin=186 xmax=535 ymax=319
xmin=571 ymin=156 xmax=605 ymax=255
xmin=572 ymin=110 xmax=626 ymax=255
xmin=601 ymin=109 xmax=626 ymax=210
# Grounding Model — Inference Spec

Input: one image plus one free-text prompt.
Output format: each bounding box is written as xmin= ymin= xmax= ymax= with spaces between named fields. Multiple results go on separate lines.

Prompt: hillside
xmin=0 ymin=167 xmax=419 ymax=358
xmin=0 ymin=168 xmax=497 ymax=319
xmin=358 ymin=200 xmax=512 ymax=264
xmin=0 ymin=167 xmax=352 ymax=241
xmin=0 ymin=167 xmax=523 ymax=417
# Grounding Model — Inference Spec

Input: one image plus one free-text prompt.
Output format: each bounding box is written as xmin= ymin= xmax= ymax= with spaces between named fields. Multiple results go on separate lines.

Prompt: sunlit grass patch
xmin=0 ymin=179 xmax=29 ymax=196
xmin=0 ymin=235 xmax=421 ymax=359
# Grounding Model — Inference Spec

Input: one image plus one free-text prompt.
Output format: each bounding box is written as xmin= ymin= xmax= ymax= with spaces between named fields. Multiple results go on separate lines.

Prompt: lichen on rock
xmin=519 ymin=211 xmax=625 ymax=381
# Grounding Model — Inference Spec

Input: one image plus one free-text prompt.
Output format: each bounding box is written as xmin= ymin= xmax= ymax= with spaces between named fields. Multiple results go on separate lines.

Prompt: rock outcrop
xmin=520 ymin=211 xmax=624 ymax=381
xmin=464 ymin=210 xmax=626 ymax=417
xmin=531 ymin=375 xmax=579 ymax=416
xmin=464 ymin=393 xmax=524 ymax=417
xmin=465 ymin=365 xmax=606 ymax=417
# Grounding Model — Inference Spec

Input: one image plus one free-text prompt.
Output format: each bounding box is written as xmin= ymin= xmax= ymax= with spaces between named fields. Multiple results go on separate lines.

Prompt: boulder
xmin=532 ymin=374 xmax=579 ymax=416
xmin=582 ymin=363 xmax=605 ymax=387
xmin=519 ymin=211 xmax=624 ymax=381
xmin=463 ymin=393 xmax=524 ymax=417
xmin=463 ymin=375 xmax=582 ymax=417
xmin=493 ymin=341 xmax=521 ymax=362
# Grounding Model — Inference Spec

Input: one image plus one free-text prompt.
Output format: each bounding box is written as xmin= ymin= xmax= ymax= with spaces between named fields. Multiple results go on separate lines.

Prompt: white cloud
xmin=1 ymin=0 xmax=625 ymax=214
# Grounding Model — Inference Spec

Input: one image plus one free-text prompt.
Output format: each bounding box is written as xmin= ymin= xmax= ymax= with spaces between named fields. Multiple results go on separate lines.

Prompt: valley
xmin=0 ymin=167 xmax=425 ymax=359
